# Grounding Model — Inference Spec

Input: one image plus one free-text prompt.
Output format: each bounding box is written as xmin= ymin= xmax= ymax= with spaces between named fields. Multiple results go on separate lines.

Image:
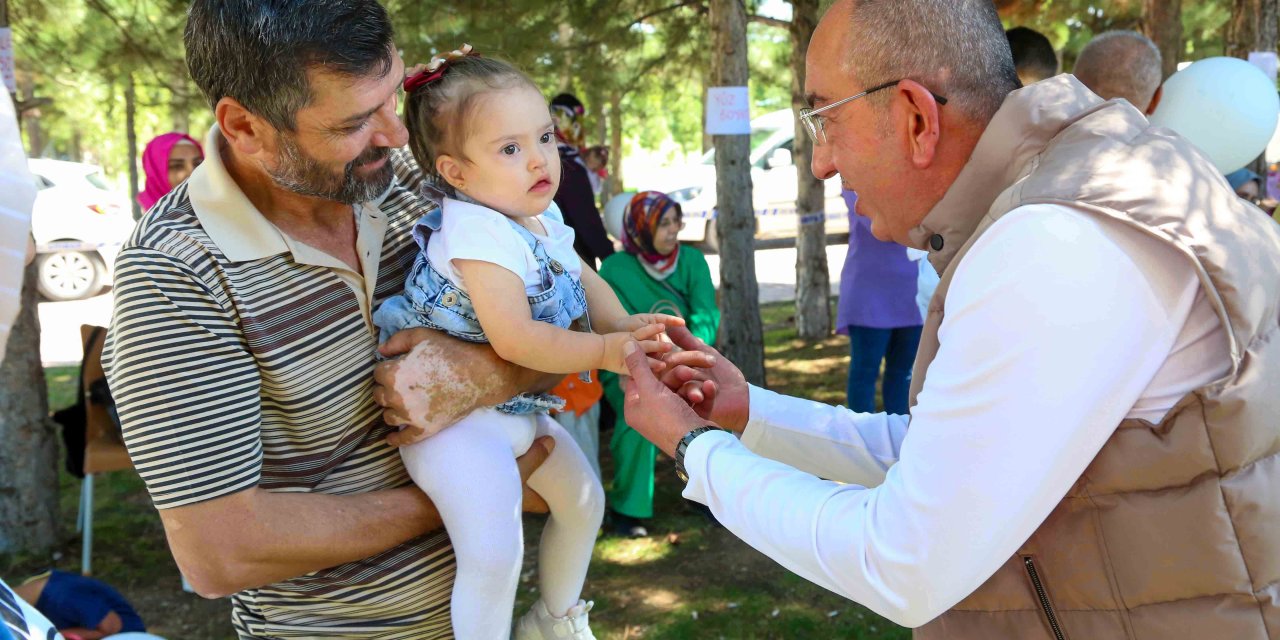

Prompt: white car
xmin=29 ymin=159 xmax=135 ymax=301
xmin=641 ymin=109 xmax=850 ymax=251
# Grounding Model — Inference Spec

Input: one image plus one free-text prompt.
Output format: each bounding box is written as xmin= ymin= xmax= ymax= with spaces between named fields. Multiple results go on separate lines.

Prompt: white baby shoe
xmin=514 ymin=599 xmax=596 ymax=640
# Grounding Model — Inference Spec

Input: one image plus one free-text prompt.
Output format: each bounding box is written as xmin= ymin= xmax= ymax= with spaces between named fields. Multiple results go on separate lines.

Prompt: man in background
xmin=1006 ymin=26 xmax=1058 ymax=84
xmin=1074 ymin=30 xmax=1165 ymax=115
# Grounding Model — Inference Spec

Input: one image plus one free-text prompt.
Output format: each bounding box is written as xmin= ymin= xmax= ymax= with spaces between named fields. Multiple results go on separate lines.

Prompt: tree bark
xmin=711 ymin=0 xmax=766 ymax=386
xmin=789 ymin=0 xmax=830 ymax=340
xmin=608 ymin=90 xmax=624 ymax=200
xmin=0 ymin=263 xmax=60 ymax=555
xmin=1226 ymin=0 xmax=1279 ymax=59
xmin=558 ymin=22 xmax=576 ymax=92
xmin=1143 ymin=0 xmax=1183 ymax=80
xmin=1227 ymin=0 xmax=1278 ymax=177
xmin=1 ymin=0 xmax=59 ymax=544
xmin=126 ymin=73 xmax=141 ymax=220
xmin=172 ymin=108 xmax=190 ymax=134
xmin=701 ymin=74 xmax=713 ymax=153
xmin=17 ymin=74 xmax=42 ymax=156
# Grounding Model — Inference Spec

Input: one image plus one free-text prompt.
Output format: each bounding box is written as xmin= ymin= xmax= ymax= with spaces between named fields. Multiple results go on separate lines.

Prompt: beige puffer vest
xmin=908 ymin=76 xmax=1280 ymax=639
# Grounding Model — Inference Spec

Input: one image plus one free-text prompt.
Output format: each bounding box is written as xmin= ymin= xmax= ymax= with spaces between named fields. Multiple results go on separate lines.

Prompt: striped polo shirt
xmin=103 ymin=127 xmax=456 ymax=639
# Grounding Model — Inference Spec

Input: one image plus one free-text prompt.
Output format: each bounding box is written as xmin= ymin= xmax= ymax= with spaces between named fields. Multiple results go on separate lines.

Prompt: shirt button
xmin=929 ymin=234 xmax=945 ymax=251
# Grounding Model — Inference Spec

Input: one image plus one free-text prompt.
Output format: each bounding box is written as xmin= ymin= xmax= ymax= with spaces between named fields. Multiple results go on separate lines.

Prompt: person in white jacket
xmin=612 ymin=0 xmax=1254 ymax=632
xmin=0 ymin=91 xmax=38 ymax=366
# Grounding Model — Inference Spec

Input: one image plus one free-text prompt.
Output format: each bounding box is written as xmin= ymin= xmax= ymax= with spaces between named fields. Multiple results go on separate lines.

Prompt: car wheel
xmin=700 ymin=220 xmax=720 ymax=254
xmin=37 ymin=250 xmax=104 ymax=301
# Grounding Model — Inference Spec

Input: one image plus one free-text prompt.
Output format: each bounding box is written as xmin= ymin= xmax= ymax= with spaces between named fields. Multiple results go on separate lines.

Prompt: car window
xmin=701 ymin=128 xmax=782 ymax=165
xmin=83 ymin=172 xmax=110 ymax=190
xmin=755 ymin=138 xmax=795 ymax=169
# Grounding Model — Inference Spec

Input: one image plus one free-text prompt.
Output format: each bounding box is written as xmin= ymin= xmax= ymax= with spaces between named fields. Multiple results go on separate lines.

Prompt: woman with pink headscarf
xmin=137 ymin=132 xmax=203 ymax=213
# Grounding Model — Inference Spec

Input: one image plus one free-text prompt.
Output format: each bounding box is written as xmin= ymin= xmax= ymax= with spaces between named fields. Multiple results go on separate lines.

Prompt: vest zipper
xmin=1023 ymin=556 xmax=1066 ymax=640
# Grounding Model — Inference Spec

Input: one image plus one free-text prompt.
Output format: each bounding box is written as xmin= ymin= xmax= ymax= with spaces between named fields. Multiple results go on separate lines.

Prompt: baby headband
xmin=404 ymin=43 xmax=479 ymax=92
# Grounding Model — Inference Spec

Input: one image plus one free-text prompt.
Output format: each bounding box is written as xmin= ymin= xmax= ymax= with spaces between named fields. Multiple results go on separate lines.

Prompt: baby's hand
xmin=601 ymin=324 xmax=674 ymax=375
xmin=615 ymin=313 xmax=686 ymax=334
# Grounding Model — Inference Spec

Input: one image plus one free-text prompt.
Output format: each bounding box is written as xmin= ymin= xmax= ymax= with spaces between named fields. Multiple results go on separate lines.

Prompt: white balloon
xmin=1150 ymin=56 xmax=1280 ymax=174
xmin=1267 ymin=111 xmax=1280 ymax=163
xmin=603 ymin=192 xmax=635 ymax=241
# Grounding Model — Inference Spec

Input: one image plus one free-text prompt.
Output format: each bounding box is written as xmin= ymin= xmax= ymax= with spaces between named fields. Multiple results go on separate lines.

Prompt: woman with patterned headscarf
xmin=598 ymin=191 xmax=719 ymax=537
xmin=549 ymin=93 xmax=613 ymax=270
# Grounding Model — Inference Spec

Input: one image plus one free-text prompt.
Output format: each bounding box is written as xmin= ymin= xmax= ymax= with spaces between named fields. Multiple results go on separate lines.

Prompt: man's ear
xmin=436 ymin=154 xmax=466 ymax=191
xmin=97 ymin=609 xmax=124 ymax=635
xmin=1145 ymin=85 xmax=1163 ymax=116
xmin=896 ymin=79 xmax=944 ymax=170
xmin=216 ymin=97 xmax=270 ymax=156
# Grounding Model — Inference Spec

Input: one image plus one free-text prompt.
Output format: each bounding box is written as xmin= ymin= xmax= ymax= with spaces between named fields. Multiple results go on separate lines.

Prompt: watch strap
xmin=675 ymin=425 xmax=725 ymax=483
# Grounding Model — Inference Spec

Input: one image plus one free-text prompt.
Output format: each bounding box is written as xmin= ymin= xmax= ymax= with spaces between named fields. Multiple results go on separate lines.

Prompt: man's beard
xmin=269 ymin=133 xmax=394 ymax=205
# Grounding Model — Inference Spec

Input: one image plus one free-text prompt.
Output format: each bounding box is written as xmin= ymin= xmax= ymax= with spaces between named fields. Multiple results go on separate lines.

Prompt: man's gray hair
xmin=1073 ymin=31 xmax=1163 ymax=111
xmin=846 ymin=0 xmax=1020 ymax=123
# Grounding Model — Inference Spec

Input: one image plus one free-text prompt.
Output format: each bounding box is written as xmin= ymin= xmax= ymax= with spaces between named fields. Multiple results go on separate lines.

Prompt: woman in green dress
xmin=599 ymin=191 xmax=720 ymax=537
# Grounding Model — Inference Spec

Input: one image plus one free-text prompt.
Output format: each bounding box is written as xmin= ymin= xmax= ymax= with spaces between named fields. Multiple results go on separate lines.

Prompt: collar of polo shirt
xmin=189 ymin=125 xmax=395 ymax=264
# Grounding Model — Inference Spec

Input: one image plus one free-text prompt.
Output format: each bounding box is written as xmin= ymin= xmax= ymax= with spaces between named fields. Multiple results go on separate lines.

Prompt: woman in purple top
xmin=837 ymin=190 xmax=923 ymax=414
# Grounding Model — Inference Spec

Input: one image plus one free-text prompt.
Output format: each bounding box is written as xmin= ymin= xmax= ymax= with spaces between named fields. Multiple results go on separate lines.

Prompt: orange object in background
xmin=550 ymin=373 xmax=603 ymax=417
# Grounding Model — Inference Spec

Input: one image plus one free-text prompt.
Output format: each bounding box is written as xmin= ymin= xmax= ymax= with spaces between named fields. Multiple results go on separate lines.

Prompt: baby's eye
xmin=540 ymin=132 xmax=554 ymax=144
xmin=501 ymin=144 xmax=519 ymax=156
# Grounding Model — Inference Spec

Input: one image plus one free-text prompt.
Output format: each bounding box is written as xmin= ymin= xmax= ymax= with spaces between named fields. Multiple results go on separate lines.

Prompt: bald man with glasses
xmin=621 ymin=0 xmax=1280 ymax=638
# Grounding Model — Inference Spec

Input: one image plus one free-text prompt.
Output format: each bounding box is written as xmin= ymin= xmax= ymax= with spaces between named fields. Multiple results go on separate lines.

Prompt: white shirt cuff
xmin=679 ymin=428 xmax=739 ymax=504
xmin=741 ymin=384 xmax=787 ymax=450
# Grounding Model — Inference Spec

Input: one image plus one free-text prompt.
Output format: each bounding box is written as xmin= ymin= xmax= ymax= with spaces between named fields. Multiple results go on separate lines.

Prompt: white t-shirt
xmin=427 ymin=197 xmax=582 ymax=295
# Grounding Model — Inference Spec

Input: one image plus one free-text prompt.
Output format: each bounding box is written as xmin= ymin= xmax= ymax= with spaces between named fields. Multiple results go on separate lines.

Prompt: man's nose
xmin=371 ymin=99 xmax=409 ymax=149
xmin=810 ymin=142 xmax=837 ymax=181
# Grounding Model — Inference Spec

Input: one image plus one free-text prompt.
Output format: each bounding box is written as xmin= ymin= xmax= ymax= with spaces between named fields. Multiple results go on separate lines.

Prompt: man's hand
xmin=372 ymin=328 xmax=564 ymax=446
xmin=600 ymin=324 xmax=673 ymax=375
xmin=621 ymin=341 xmax=712 ymax=456
xmin=373 ymin=328 xmax=514 ymax=445
xmin=518 ymin=436 xmax=554 ymax=513
xmin=653 ymin=325 xmax=750 ymax=432
xmin=373 ymin=328 xmax=505 ymax=445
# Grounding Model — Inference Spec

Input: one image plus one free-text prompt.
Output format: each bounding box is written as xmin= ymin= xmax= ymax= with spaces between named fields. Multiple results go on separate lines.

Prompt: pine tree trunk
xmin=18 ymin=75 xmax=41 ymax=155
xmin=126 ymin=73 xmax=141 ymax=220
xmin=790 ymin=0 xmax=830 ymax=340
xmin=608 ymin=90 xmax=624 ymax=200
xmin=1225 ymin=0 xmax=1278 ymax=59
xmin=711 ymin=0 xmax=766 ymax=386
xmin=1143 ymin=0 xmax=1183 ymax=80
xmin=172 ymin=109 xmax=190 ymax=134
xmin=558 ymin=23 xmax=575 ymax=92
xmin=701 ymin=76 xmax=713 ymax=153
xmin=1227 ymin=0 xmax=1278 ymax=176
xmin=0 ymin=263 xmax=60 ymax=555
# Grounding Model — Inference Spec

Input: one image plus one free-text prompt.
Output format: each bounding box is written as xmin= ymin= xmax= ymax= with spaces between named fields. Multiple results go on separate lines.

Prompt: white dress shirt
xmin=680 ymin=204 xmax=1232 ymax=627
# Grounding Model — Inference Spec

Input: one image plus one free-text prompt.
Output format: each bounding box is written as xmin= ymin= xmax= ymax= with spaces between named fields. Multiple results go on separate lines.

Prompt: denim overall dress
xmin=373 ymin=204 xmax=592 ymax=415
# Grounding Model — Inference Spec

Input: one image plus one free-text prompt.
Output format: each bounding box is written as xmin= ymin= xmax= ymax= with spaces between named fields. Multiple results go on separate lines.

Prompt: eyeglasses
xmin=799 ymin=80 xmax=948 ymax=145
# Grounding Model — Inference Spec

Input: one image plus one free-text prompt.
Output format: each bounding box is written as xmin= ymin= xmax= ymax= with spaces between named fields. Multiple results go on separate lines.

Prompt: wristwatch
xmin=675 ymin=425 xmax=727 ymax=484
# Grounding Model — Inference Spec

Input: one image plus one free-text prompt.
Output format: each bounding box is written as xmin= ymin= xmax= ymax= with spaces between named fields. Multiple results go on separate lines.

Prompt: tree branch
xmin=632 ymin=0 xmax=706 ymax=27
xmin=749 ymin=14 xmax=790 ymax=29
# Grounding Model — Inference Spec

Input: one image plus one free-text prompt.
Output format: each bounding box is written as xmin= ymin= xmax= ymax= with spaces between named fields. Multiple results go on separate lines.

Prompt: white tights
xmin=400 ymin=408 xmax=605 ymax=640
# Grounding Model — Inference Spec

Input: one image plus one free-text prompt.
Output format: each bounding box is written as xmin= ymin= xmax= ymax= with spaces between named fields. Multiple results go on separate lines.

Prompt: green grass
xmin=44 ymin=366 xmax=79 ymax=412
xmin=14 ymin=300 xmax=905 ymax=639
